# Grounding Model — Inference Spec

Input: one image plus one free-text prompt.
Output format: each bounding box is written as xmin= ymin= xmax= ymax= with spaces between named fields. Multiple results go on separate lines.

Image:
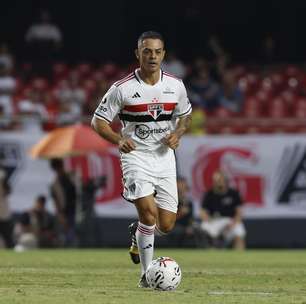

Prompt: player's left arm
xmin=164 ymin=114 xmax=192 ymax=149
xmin=165 ymin=80 xmax=192 ymax=149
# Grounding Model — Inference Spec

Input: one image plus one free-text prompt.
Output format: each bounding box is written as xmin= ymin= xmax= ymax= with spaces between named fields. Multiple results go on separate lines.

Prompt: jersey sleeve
xmin=172 ymin=81 xmax=192 ymax=118
xmin=94 ymin=85 xmax=122 ymax=123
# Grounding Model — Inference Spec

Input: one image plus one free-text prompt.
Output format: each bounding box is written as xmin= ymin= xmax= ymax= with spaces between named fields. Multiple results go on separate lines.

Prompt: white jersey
xmin=94 ymin=69 xmax=192 ymax=151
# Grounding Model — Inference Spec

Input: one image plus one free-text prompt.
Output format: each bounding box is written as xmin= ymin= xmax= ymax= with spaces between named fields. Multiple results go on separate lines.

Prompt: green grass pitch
xmin=0 ymin=249 xmax=306 ymax=304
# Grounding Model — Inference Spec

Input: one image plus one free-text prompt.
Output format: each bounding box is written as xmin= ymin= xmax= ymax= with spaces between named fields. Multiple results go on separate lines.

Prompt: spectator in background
xmin=187 ymin=59 xmax=219 ymax=111
xmin=0 ymin=43 xmax=14 ymax=73
xmin=25 ymin=10 xmax=63 ymax=78
xmin=29 ymin=195 xmax=58 ymax=247
xmin=55 ymin=72 xmax=86 ymax=125
xmin=14 ymin=212 xmax=38 ymax=252
xmin=161 ymin=51 xmax=187 ymax=79
xmin=200 ymin=170 xmax=246 ymax=250
xmin=218 ymin=69 xmax=244 ymax=113
xmin=0 ymin=63 xmax=16 ymax=120
xmin=169 ymin=177 xmax=195 ymax=246
xmin=0 ymin=165 xmax=13 ymax=248
xmin=17 ymin=89 xmax=49 ymax=130
xmin=50 ymin=158 xmax=77 ymax=247
xmin=56 ymin=72 xmax=87 ymax=106
xmin=14 ymin=195 xmax=58 ymax=249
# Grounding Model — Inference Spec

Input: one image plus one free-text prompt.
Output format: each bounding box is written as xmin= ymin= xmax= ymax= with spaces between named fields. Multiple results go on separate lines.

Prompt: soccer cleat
xmin=138 ymin=273 xmax=150 ymax=288
xmin=129 ymin=222 xmax=140 ymax=264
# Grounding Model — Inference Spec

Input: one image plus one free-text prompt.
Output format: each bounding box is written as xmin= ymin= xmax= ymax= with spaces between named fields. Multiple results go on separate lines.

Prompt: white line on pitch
xmin=208 ymin=291 xmax=273 ymax=296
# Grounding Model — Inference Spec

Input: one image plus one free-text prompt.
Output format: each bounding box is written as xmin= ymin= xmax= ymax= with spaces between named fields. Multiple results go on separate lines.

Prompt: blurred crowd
xmin=1 ymin=155 xmax=246 ymax=250
xmin=0 ymin=158 xmax=104 ymax=251
xmin=1 ymin=11 xmax=306 ymax=134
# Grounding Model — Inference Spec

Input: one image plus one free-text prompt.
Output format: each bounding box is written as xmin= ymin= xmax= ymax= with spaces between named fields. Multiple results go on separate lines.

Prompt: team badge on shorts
xmin=148 ymin=104 xmax=164 ymax=120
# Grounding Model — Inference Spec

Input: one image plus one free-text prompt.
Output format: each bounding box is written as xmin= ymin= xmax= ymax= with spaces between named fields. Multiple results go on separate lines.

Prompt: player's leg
xmin=156 ymin=208 xmax=177 ymax=235
xmin=134 ymin=194 xmax=158 ymax=287
xmin=154 ymin=175 xmax=178 ymax=235
xmin=122 ymin=172 xmax=153 ymax=265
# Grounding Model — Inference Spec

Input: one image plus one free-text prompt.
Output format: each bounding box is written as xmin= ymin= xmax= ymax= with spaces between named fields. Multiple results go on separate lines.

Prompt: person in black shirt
xmin=170 ymin=176 xmax=195 ymax=246
xmin=200 ymin=170 xmax=246 ymax=249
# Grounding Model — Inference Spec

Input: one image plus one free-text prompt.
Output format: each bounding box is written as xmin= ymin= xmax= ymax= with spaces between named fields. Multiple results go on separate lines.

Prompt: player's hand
xmin=118 ymin=137 xmax=136 ymax=153
xmin=164 ymin=132 xmax=180 ymax=150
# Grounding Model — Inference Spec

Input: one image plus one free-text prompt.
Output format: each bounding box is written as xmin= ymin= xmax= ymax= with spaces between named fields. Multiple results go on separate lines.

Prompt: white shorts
xmin=201 ymin=218 xmax=246 ymax=241
xmin=121 ymin=148 xmax=178 ymax=213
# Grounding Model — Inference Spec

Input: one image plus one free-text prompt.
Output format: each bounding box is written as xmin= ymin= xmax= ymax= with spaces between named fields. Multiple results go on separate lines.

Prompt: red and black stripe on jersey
xmin=119 ymin=113 xmax=173 ymax=122
xmin=119 ymin=102 xmax=176 ymax=122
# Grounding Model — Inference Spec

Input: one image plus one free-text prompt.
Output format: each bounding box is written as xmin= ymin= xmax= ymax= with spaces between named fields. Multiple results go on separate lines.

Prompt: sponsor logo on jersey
xmin=163 ymin=87 xmax=175 ymax=94
xmin=135 ymin=124 xmax=170 ymax=139
xmin=148 ymin=104 xmax=164 ymax=120
xmin=98 ymin=104 xmax=108 ymax=112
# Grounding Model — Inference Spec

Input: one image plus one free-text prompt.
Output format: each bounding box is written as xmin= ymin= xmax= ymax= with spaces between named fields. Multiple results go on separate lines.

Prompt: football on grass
xmin=146 ymin=257 xmax=182 ymax=291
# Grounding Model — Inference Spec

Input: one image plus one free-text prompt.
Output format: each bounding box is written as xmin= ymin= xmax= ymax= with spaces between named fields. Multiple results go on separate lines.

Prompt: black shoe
xmin=138 ymin=273 xmax=150 ymax=288
xmin=128 ymin=222 xmax=140 ymax=264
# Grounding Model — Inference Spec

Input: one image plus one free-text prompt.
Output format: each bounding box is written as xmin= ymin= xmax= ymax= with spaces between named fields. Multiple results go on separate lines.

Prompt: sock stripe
xmin=137 ymin=226 xmax=154 ymax=235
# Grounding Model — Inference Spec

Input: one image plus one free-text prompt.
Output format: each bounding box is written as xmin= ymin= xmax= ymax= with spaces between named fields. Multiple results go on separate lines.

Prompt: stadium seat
xmin=286 ymin=77 xmax=300 ymax=94
xmin=294 ymin=97 xmax=306 ymax=118
xmin=284 ymin=65 xmax=301 ymax=78
xmin=82 ymin=79 xmax=97 ymax=96
xmin=52 ymin=63 xmax=69 ymax=77
xmin=31 ymin=77 xmax=49 ymax=91
xmin=238 ymin=73 xmax=259 ymax=95
xmin=268 ymin=97 xmax=289 ymax=118
xmin=76 ymin=63 xmax=93 ymax=77
xmin=213 ymin=107 xmax=235 ymax=118
xmin=280 ymin=90 xmax=297 ymax=114
xmin=271 ymin=73 xmax=285 ymax=92
xmin=260 ymin=77 xmax=275 ymax=95
xmin=243 ymin=97 xmax=262 ymax=118
xmin=92 ymin=70 xmax=106 ymax=81
xmin=101 ymin=63 xmax=120 ymax=79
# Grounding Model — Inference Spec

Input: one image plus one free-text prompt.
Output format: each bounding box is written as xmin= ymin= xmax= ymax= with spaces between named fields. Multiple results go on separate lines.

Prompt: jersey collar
xmin=134 ymin=69 xmax=163 ymax=86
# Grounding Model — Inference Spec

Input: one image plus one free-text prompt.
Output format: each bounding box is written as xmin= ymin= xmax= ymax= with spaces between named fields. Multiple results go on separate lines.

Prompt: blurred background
xmin=1 ymin=0 xmax=306 ymax=250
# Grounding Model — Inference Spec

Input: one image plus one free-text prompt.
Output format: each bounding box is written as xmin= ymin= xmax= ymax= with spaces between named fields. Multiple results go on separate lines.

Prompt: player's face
xmin=136 ymin=38 xmax=165 ymax=73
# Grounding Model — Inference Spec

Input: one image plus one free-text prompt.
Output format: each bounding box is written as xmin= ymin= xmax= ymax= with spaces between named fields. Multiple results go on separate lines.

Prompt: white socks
xmin=136 ymin=222 xmax=155 ymax=275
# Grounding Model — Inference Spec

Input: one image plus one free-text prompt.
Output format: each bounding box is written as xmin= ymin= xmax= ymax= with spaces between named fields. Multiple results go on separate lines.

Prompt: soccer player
xmin=91 ymin=31 xmax=192 ymax=287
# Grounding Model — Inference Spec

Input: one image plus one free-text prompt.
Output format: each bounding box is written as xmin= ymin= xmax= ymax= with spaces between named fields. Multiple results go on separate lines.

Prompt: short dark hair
xmin=137 ymin=31 xmax=164 ymax=47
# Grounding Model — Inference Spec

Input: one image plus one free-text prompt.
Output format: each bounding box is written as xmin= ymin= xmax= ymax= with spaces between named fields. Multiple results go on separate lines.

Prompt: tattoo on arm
xmin=175 ymin=114 xmax=192 ymax=138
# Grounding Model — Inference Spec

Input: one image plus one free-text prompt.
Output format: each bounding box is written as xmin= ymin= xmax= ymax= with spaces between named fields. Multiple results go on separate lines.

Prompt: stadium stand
xmin=1 ymin=61 xmax=306 ymax=134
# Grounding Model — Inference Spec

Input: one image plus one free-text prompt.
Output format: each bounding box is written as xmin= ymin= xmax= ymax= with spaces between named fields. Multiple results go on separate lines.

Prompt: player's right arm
xmin=91 ymin=118 xmax=135 ymax=153
xmin=91 ymin=85 xmax=135 ymax=153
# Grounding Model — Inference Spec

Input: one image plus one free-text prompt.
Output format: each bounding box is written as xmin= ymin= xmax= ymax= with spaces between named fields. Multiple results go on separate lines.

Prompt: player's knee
xmin=138 ymin=208 xmax=157 ymax=226
xmin=158 ymin=221 xmax=175 ymax=234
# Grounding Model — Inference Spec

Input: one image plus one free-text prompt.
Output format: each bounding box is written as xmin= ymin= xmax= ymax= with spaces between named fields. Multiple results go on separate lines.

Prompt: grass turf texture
xmin=0 ymin=249 xmax=306 ymax=304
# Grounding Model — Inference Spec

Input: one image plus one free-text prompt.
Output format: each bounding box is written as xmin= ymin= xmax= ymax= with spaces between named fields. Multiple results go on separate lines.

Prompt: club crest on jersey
xmin=148 ymin=104 xmax=163 ymax=120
